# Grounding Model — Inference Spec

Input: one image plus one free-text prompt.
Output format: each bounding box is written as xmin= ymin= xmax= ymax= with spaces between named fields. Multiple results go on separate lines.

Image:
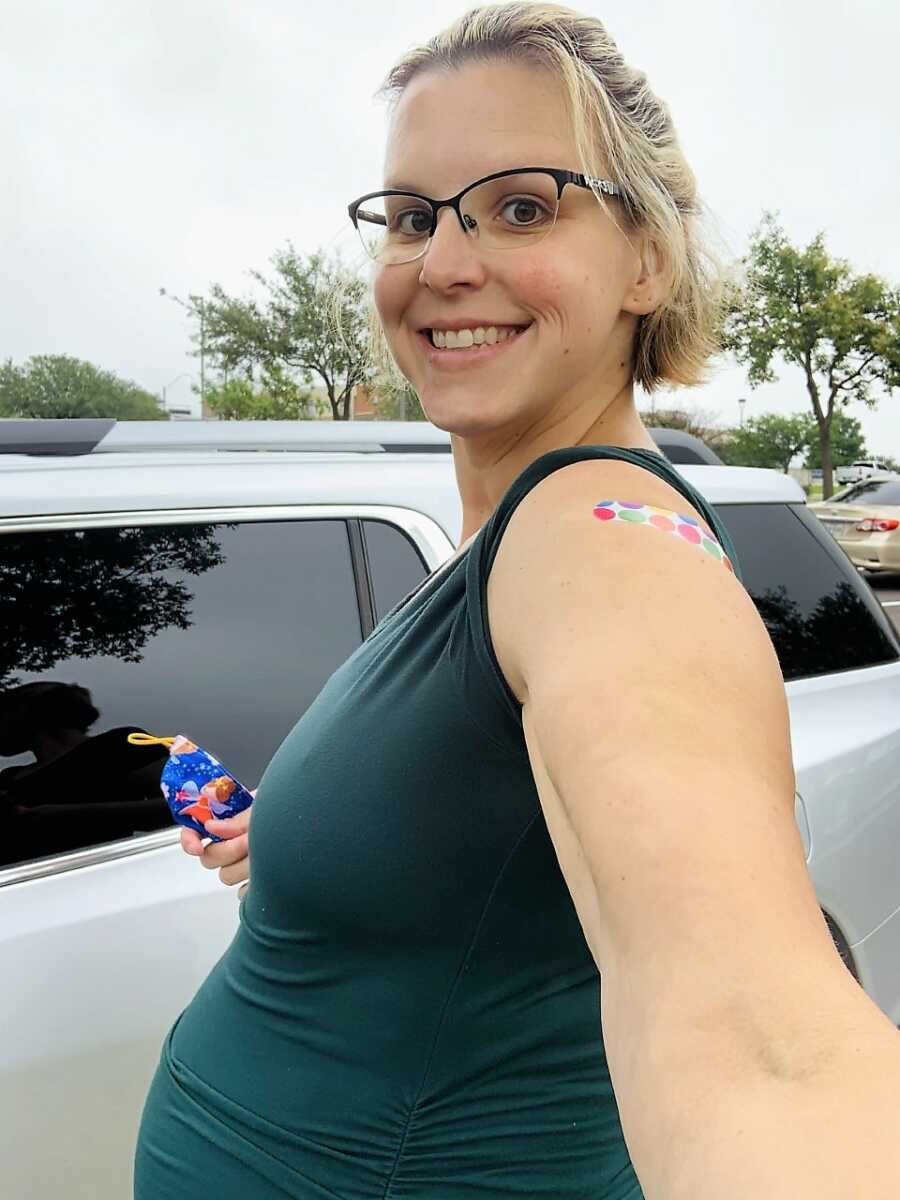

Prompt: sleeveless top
xmin=135 ymin=446 xmax=740 ymax=1200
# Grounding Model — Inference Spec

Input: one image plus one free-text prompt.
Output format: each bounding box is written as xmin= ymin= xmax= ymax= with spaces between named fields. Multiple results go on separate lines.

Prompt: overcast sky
xmin=2 ymin=0 xmax=899 ymax=454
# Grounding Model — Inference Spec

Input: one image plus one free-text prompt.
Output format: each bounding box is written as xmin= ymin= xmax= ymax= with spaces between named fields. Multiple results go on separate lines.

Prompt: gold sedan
xmin=810 ymin=474 xmax=900 ymax=573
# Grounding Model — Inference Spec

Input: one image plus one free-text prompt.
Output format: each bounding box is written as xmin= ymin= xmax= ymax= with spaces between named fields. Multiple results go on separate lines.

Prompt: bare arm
xmin=489 ymin=459 xmax=900 ymax=1199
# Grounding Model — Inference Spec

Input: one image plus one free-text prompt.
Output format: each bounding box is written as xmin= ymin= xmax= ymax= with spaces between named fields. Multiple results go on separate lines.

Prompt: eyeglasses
xmin=347 ymin=167 xmax=628 ymax=266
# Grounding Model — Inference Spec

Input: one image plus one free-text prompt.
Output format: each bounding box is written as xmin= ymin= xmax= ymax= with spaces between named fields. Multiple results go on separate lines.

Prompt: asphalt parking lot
xmin=867 ymin=574 xmax=900 ymax=635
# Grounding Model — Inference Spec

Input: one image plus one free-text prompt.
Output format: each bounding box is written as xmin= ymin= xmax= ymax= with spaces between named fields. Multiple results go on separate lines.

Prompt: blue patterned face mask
xmin=127 ymin=733 xmax=254 ymax=842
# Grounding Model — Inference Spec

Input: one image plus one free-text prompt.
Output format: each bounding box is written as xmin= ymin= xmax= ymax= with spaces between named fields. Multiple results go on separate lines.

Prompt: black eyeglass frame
xmin=347 ymin=167 xmax=629 ymax=261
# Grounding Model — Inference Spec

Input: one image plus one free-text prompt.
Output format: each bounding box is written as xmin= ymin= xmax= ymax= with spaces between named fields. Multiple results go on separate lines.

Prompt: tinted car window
xmin=0 ymin=519 xmax=362 ymax=868
xmin=363 ymin=520 xmax=429 ymax=621
xmin=836 ymin=480 xmax=900 ymax=506
xmin=833 ymin=485 xmax=863 ymax=502
xmin=714 ymin=503 xmax=899 ymax=682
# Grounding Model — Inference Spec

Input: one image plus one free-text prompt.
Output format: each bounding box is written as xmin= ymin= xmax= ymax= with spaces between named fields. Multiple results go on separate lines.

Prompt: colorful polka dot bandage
xmin=592 ymin=500 xmax=734 ymax=572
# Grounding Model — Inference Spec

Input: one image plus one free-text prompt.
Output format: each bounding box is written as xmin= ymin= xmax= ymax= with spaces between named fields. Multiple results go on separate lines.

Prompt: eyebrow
xmin=382 ymin=181 xmax=423 ymax=193
xmin=381 ymin=167 xmax=550 ymax=195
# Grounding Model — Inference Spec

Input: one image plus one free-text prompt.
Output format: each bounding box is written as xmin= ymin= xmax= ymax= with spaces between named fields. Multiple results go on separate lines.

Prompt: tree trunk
xmin=820 ymin=420 xmax=834 ymax=498
xmin=802 ymin=354 xmax=833 ymax=496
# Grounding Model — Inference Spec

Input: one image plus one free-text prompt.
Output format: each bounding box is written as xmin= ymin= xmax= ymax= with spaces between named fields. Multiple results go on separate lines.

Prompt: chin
xmin=417 ymin=404 xmax=486 ymax=437
xmin=417 ymin=392 xmax=530 ymax=441
xmin=425 ymin=412 xmax=498 ymax=439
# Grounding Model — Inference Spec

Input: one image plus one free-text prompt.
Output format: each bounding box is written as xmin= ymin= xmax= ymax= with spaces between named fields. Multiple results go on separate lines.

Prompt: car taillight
xmin=855 ymin=518 xmax=900 ymax=532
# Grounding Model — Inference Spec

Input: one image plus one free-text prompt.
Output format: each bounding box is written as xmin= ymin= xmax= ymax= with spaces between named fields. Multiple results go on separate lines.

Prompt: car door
xmin=0 ymin=506 xmax=438 ymax=1200
xmin=712 ymin=500 xmax=900 ymax=1018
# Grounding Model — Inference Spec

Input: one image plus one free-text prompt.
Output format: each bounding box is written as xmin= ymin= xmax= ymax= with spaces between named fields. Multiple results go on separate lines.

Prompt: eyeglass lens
xmin=355 ymin=172 xmax=561 ymax=264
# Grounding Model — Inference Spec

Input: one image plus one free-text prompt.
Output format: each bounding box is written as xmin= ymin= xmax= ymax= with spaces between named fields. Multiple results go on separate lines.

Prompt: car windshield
xmin=836 ymin=479 xmax=900 ymax=505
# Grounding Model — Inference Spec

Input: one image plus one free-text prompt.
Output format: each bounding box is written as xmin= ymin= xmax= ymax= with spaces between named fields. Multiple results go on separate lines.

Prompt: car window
xmin=832 ymin=483 xmax=863 ymax=502
xmin=713 ymin=503 xmax=900 ymax=682
xmin=362 ymin=520 xmax=429 ymax=620
xmin=0 ymin=518 xmax=363 ymax=870
xmin=835 ymin=480 xmax=900 ymax=506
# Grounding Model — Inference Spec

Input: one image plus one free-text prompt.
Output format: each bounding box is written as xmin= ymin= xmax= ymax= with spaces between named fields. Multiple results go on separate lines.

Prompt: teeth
xmin=431 ymin=325 xmax=523 ymax=350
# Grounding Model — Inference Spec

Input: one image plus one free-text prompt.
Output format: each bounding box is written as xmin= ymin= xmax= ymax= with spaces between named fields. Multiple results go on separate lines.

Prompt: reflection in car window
xmin=713 ymin=503 xmax=899 ymax=682
xmin=0 ymin=519 xmax=363 ymax=868
xmin=363 ymin=520 xmax=429 ymax=621
xmin=834 ymin=485 xmax=863 ymax=503
xmin=836 ymin=480 xmax=900 ymax=506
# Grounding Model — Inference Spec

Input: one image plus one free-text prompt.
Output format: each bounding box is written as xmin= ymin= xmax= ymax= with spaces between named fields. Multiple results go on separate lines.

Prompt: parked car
xmin=810 ymin=474 xmax=900 ymax=573
xmin=2 ymin=419 xmax=899 ymax=1200
xmin=835 ymin=459 xmax=895 ymax=486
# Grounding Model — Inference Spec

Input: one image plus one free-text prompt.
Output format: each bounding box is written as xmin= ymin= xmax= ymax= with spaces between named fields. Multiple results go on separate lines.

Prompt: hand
xmin=180 ymin=793 xmax=253 ymax=899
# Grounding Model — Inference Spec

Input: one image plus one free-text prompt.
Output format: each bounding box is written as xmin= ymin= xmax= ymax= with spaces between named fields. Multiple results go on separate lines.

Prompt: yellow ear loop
xmin=127 ymin=733 xmax=176 ymax=747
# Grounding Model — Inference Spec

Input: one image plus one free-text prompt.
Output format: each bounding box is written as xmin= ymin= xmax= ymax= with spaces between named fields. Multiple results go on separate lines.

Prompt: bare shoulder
xmin=488 ymin=456 xmax=763 ymax=705
xmin=485 ymin=456 xmax=819 ymax=988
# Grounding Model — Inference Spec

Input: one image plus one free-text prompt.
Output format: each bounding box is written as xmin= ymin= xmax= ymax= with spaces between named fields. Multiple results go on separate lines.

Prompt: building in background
xmin=351 ymin=385 xmax=378 ymax=420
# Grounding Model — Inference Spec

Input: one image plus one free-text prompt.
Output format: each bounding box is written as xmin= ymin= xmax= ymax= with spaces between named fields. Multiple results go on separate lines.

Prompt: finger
xmin=205 ymin=809 xmax=251 ymax=839
xmin=220 ymin=859 xmax=250 ymax=887
xmin=199 ymin=833 xmax=249 ymax=871
xmin=180 ymin=827 xmax=206 ymax=857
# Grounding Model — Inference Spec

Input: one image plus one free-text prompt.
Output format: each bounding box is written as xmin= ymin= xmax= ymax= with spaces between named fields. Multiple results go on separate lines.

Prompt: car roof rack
xmin=0 ymin=419 xmax=453 ymax=456
xmin=0 ymin=419 xmax=118 ymax=457
xmin=0 ymin=418 xmax=724 ymax=465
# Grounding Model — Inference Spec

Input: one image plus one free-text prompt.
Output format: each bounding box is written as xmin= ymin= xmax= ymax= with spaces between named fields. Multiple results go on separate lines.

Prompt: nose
xmin=417 ymin=207 xmax=487 ymax=293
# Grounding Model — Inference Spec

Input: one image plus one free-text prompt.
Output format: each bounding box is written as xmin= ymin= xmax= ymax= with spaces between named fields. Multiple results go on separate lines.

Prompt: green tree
xmin=0 ymin=355 xmax=167 ymax=420
xmin=722 ymin=212 xmax=900 ymax=497
xmin=721 ymin=412 xmax=811 ymax=473
xmin=201 ymin=248 xmax=372 ymax=421
xmin=204 ymin=370 xmax=319 ymax=421
xmin=803 ymin=411 xmax=866 ymax=470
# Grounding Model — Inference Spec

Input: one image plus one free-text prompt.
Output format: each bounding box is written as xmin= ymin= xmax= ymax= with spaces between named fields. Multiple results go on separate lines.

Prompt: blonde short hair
xmin=371 ymin=1 xmax=725 ymax=395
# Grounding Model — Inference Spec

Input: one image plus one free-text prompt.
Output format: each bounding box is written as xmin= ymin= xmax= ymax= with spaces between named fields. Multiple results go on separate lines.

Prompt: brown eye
xmin=394 ymin=209 xmax=432 ymax=237
xmin=499 ymin=196 xmax=551 ymax=227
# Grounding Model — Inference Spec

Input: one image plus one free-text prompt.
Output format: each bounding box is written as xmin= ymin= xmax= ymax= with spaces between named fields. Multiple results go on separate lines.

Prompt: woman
xmin=0 ymin=681 xmax=170 ymax=863
xmin=135 ymin=5 xmax=900 ymax=1198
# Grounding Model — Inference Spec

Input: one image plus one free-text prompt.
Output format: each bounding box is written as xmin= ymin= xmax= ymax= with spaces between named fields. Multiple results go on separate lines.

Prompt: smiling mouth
xmin=423 ymin=324 xmax=531 ymax=349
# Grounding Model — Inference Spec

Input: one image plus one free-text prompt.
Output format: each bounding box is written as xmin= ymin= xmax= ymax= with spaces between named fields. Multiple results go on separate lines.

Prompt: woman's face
xmin=374 ymin=59 xmax=660 ymax=440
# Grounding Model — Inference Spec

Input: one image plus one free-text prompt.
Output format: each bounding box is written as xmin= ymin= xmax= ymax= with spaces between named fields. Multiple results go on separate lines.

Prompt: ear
xmin=622 ymin=233 xmax=668 ymax=317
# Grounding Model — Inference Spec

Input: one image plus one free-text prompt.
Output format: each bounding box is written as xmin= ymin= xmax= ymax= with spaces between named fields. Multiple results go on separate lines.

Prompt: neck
xmin=451 ymin=383 xmax=657 ymax=544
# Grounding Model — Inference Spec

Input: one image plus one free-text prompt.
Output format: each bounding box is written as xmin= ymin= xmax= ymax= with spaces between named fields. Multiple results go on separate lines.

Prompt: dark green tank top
xmin=136 ymin=446 xmax=739 ymax=1200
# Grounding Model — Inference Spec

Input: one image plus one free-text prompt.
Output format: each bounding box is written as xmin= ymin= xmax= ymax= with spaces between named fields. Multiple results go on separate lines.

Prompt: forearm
xmin=605 ymin=982 xmax=900 ymax=1199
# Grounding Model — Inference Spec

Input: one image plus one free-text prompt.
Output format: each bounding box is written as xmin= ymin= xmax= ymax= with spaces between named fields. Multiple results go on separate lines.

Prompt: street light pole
xmin=738 ymin=397 xmax=747 ymax=429
xmin=161 ymin=372 xmax=190 ymax=415
xmin=195 ymin=296 xmax=206 ymax=413
xmin=160 ymin=287 xmax=206 ymax=416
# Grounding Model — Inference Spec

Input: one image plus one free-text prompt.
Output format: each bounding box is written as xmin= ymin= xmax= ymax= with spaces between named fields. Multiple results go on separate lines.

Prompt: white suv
xmin=2 ymin=419 xmax=899 ymax=1200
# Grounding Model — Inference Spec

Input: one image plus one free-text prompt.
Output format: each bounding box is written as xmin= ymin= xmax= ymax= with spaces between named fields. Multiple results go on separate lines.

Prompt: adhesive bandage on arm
xmin=592 ymin=501 xmax=734 ymax=572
